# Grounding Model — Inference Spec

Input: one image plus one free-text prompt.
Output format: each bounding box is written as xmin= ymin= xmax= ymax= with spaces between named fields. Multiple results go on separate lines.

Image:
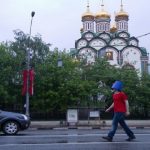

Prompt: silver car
xmin=0 ymin=110 xmax=30 ymax=135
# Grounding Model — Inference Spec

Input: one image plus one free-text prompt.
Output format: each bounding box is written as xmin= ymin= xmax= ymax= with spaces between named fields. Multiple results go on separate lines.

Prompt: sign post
xmin=67 ymin=109 xmax=78 ymax=126
xmin=89 ymin=110 xmax=101 ymax=125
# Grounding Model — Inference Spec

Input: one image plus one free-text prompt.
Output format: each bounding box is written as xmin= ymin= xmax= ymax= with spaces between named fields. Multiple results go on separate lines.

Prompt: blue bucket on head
xmin=111 ymin=81 xmax=123 ymax=91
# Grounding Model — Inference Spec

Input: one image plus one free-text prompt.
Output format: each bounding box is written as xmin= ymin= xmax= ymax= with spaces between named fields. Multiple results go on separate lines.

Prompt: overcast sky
xmin=0 ymin=0 xmax=150 ymax=54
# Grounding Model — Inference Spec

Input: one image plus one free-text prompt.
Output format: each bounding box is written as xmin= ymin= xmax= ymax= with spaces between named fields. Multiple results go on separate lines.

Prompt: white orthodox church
xmin=73 ymin=0 xmax=149 ymax=73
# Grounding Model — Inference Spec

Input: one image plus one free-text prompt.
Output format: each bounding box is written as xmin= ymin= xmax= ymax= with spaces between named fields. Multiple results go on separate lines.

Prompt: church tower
xmin=95 ymin=0 xmax=111 ymax=33
xmin=73 ymin=0 xmax=149 ymax=74
xmin=115 ymin=0 xmax=129 ymax=32
xmin=82 ymin=1 xmax=94 ymax=33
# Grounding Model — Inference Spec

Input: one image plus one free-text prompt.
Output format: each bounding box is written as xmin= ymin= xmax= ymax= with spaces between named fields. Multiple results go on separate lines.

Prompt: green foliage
xmin=0 ymin=30 xmax=150 ymax=119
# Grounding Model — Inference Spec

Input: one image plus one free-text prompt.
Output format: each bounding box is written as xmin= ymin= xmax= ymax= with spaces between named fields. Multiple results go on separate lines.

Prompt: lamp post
xmin=25 ymin=11 xmax=35 ymax=117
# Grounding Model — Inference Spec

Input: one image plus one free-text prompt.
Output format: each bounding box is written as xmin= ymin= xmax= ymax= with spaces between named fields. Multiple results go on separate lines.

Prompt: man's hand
xmin=125 ymin=101 xmax=130 ymax=116
xmin=105 ymin=108 xmax=110 ymax=112
xmin=105 ymin=103 xmax=114 ymax=112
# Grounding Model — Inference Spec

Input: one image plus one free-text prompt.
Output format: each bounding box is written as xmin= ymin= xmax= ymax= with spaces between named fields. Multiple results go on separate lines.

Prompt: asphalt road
xmin=0 ymin=128 xmax=150 ymax=150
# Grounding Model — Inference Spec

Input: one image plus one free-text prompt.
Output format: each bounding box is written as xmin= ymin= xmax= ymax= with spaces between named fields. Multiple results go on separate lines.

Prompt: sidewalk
xmin=30 ymin=120 xmax=150 ymax=130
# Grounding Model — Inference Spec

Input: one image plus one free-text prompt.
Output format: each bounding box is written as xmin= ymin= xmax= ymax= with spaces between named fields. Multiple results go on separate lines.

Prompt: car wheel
xmin=2 ymin=121 xmax=19 ymax=135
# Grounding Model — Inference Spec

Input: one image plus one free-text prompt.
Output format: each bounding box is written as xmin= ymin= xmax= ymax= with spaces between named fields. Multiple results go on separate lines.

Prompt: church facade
xmin=74 ymin=1 xmax=149 ymax=73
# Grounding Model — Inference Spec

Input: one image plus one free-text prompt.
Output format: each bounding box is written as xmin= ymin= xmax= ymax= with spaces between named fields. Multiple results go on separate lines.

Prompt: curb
xmin=29 ymin=120 xmax=150 ymax=130
xmin=29 ymin=126 xmax=150 ymax=131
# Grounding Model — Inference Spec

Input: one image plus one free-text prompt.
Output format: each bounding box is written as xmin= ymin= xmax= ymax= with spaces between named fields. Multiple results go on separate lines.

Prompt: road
xmin=0 ymin=128 xmax=150 ymax=150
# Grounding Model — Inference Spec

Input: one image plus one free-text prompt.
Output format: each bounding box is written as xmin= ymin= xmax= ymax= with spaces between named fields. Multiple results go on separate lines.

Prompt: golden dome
xmin=95 ymin=3 xmax=110 ymax=19
xmin=116 ymin=10 xmax=128 ymax=17
xmin=82 ymin=11 xmax=94 ymax=18
xmin=116 ymin=1 xmax=128 ymax=18
xmin=95 ymin=10 xmax=110 ymax=19
xmin=110 ymin=23 xmax=117 ymax=33
xmin=80 ymin=28 xmax=83 ymax=33
xmin=80 ymin=27 xmax=83 ymax=31
xmin=82 ymin=2 xmax=94 ymax=19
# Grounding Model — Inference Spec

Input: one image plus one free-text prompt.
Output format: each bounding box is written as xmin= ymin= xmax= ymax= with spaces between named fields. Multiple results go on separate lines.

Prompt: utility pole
xmin=25 ymin=11 xmax=35 ymax=117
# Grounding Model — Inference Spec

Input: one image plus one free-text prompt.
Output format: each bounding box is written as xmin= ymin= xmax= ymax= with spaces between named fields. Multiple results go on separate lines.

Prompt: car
xmin=0 ymin=109 xmax=30 ymax=135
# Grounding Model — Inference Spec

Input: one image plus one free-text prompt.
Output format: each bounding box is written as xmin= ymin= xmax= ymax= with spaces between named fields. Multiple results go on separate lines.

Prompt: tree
xmin=0 ymin=29 xmax=52 ymax=112
xmin=1 ymin=29 xmax=150 ymax=119
xmin=135 ymin=73 xmax=150 ymax=118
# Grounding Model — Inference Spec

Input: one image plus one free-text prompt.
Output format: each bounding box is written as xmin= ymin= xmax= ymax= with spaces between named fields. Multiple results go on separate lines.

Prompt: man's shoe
xmin=102 ymin=136 xmax=112 ymax=142
xmin=126 ymin=135 xmax=136 ymax=141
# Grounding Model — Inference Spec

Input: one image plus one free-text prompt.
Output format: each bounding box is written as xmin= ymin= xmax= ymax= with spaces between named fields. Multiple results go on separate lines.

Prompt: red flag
xmin=22 ymin=69 xmax=35 ymax=96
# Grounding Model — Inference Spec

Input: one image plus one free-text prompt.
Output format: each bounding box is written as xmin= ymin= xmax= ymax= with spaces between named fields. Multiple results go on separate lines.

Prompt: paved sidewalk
xmin=30 ymin=120 xmax=150 ymax=130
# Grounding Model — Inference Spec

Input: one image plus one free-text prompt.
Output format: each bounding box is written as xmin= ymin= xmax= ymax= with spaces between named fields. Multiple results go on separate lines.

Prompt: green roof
xmin=140 ymin=47 xmax=148 ymax=56
xmin=70 ymin=48 xmax=77 ymax=55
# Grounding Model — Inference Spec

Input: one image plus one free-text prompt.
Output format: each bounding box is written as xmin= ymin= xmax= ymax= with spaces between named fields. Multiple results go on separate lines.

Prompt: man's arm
xmin=105 ymin=103 xmax=114 ymax=112
xmin=125 ymin=100 xmax=130 ymax=116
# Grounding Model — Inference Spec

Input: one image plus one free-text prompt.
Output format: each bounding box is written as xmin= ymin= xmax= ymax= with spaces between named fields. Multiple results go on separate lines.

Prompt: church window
xmin=99 ymin=24 xmax=101 ymax=31
xmin=125 ymin=23 xmax=127 ymax=29
xmin=85 ymin=24 xmax=87 ymax=30
xmin=120 ymin=23 xmax=121 ymax=30
xmin=102 ymin=24 xmax=103 ymax=31
xmin=120 ymin=23 xmax=122 ymax=29
xmin=104 ymin=23 xmax=106 ymax=31
xmin=125 ymin=22 xmax=127 ymax=30
xmin=106 ymin=23 xmax=109 ymax=31
xmin=98 ymin=24 xmax=100 ymax=32
xmin=87 ymin=23 xmax=89 ymax=30
xmin=90 ymin=23 xmax=92 ymax=29
xmin=106 ymin=23 xmax=108 ymax=31
xmin=105 ymin=24 xmax=107 ymax=31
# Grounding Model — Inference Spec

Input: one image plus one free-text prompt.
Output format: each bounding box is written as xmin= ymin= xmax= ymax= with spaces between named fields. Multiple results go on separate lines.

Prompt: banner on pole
xmin=22 ymin=69 xmax=35 ymax=96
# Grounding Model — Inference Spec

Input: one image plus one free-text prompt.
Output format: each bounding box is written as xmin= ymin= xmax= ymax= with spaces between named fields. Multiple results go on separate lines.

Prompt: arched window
xmin=96 ymin=24 xmax=98 ymax=32
xmin=87 ymin=23 xmax=89 ymax=30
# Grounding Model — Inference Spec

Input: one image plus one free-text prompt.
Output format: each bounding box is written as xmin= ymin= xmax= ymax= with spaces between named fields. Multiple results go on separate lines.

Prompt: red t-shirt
xmin=112 ymin=92 xmax=128 ymax=112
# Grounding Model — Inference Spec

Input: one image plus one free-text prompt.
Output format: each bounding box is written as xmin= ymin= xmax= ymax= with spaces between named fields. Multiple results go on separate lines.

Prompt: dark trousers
xmin=108 ymin=112 xmax=134 ymax=138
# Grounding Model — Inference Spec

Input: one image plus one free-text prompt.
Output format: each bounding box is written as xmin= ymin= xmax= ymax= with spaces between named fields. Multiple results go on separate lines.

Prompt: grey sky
xmin=0 ymin=0 xmax=150 ymax=54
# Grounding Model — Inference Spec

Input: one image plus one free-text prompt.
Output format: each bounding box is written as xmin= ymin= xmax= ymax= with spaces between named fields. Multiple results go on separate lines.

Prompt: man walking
xmin=102 ymin=81 xmax=136 ymax=142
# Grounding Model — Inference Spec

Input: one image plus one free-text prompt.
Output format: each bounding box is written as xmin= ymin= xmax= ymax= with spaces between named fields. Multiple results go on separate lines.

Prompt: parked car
xmin=0 ymin=109 xmax=30 ymax=135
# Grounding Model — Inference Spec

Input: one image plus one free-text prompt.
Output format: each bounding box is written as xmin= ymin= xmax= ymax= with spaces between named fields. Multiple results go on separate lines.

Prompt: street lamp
xmin=25 ymin=11 xmax=35 ymax=117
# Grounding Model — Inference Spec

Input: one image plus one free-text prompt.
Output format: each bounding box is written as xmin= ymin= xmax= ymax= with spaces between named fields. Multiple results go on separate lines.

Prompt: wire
xmin=136 ymin=33 xmax=150 ymax=38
